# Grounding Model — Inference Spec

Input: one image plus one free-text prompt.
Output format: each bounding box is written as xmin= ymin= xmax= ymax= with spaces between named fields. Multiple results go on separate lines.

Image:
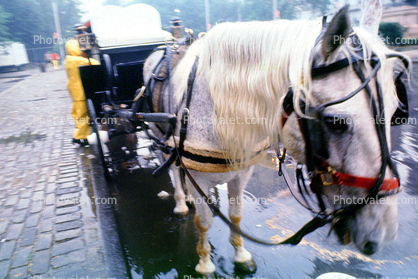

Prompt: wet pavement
xmin=0 ymin=68 xmax=126 ymax=278
xmin=0 ymin=65 xmax=43 ymax=93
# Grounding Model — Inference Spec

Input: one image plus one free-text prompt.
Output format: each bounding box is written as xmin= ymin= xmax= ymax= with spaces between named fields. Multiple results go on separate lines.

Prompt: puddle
xmin=0 ymin=130 xmax=46 ymax=145
xmin=0 ymin=75 xmax=30 ymax=80
xmin=5 ymin=78 xmax=24 ymax=83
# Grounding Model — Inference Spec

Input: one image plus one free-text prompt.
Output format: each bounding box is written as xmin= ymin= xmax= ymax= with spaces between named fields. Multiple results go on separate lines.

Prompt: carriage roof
xmin=87 ymin=4 xmax=171 ymax=49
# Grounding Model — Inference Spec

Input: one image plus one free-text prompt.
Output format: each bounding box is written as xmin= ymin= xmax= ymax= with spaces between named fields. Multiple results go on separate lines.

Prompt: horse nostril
xmin=363 ymin=241 xmax=378 ymax=255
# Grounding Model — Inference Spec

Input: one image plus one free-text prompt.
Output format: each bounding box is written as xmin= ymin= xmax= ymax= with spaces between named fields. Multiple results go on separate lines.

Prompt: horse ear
xmin=321 ymin=5 xmax=351 ymax=60
xmin=360 ymin=0 xmax=382 ymax=34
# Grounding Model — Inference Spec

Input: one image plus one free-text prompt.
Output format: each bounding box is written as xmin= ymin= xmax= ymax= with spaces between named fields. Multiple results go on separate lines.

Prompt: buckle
xmin=181 ymin=108 xmax=189 ymax=125
xmin=318 ymin=166 xmax=336 ymax=186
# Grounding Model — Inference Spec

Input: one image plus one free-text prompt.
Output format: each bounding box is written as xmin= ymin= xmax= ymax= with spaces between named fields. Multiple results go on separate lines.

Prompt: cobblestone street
xmin=0 ymin=69 xmax=126 ymax=278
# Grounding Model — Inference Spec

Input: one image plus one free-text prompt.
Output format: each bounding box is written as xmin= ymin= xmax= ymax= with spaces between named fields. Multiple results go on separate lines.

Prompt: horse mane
xmin=172 ymin=20 xmax=410 ymax=167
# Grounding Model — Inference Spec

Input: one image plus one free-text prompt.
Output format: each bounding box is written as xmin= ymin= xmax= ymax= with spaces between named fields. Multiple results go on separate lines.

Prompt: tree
xmin=0 ymin=0 xmax=82 ymax=47
xmin=0 ymin=4 xmax=11 ymax=41
xmin=404 ymin=0 xmax=418 ymax=6
xmin=379 ymin=22 xmax=406 ymax=45
xmin=56 ymin=0 xmax=83 ymax=38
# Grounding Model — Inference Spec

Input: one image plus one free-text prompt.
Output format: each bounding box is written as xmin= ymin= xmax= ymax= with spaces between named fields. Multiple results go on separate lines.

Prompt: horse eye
xmin=322 ymin=115 xmax=350 ymax=134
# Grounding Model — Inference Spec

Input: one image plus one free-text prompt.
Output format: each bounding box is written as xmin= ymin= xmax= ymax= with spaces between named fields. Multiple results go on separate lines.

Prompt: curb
xmin=87 ymin=147 xmax=130 ymax=278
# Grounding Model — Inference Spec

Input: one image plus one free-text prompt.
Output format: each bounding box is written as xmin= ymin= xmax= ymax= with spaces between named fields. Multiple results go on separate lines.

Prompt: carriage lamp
xmin=170 ymin=16 xmax=185 ymax=39
xmin=76 ymin=33 xmax=93 ymax=51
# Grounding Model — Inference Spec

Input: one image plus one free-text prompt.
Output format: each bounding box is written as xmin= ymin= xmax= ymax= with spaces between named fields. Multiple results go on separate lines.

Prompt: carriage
xmin=79 ymin=2 xmax=411 ymax=276
xmin=79 ymin=4 xmax=192 ymax=177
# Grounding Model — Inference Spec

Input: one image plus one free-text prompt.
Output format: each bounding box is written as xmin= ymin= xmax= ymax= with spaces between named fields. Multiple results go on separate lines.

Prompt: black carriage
xmin=78 ymin=4 xmax=190 ymax=178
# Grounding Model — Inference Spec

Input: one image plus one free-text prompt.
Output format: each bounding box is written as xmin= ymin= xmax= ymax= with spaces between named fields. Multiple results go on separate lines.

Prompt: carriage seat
xmin=114 ymin=61 xmax=145 ymax=105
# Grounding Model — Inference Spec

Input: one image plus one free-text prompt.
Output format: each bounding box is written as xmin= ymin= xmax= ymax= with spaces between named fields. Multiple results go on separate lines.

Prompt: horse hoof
xmin=234 ymin=257 xmax=257 ymax=274
xmin=195 ymin=259 xmax=216 ymax=275
xmin=173 ymin=204 xmax=189 ymax=215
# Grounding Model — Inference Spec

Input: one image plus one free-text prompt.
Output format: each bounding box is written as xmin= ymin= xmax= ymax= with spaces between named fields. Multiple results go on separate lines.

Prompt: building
xmin=381 ymin=5 xmax=418 ymax=37
xmin=299 ymin=1 xmax=418 ymax=38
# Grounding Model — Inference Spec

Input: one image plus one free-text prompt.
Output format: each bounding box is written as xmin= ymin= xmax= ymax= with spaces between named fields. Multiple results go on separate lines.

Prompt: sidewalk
xmin=0 ymin=70 xmax=126 ymax=278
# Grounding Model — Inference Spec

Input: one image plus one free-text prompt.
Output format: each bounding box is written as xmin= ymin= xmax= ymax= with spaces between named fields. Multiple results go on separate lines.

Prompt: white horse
xmin=143 ymin=5 xmax=410 ymax=275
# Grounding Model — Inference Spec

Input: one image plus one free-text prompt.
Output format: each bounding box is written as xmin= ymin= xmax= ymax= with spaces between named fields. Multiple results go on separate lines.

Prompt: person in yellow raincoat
xmin=65 ymin=39 xmax=100 ymax=146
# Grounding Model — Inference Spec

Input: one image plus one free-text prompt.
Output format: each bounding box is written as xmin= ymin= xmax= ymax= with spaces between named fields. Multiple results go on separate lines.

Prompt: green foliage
xmin=0 ymin=0 xmax=42 ymax=46
xmin=404 ymin=0 xmax=418 ymax=6
xmin=379 ymin=22 xmax=406 ymax=45
xmin=0 ymin=0 xmax=81 ymax=47
xmin=0 ymin=4 xmax=11 ymax=41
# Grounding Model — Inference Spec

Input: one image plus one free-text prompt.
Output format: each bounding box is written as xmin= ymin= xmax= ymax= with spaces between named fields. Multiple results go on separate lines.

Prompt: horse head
xmin=281 ymin=5 xmax=410 ymax=255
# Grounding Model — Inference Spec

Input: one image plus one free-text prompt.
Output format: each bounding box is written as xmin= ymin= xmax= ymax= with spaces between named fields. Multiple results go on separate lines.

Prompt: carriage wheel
xmin=87 ymin=99 xmax=111 ymax=179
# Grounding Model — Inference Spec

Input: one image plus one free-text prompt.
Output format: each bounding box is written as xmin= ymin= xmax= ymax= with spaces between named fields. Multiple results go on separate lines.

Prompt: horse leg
xmin=186 ymin=172 xmax=216 ymax=274
xmin=227 ymin=167 xmax=257 ymax=273
xmin=170 ymin=166 xmax=189 ymax=214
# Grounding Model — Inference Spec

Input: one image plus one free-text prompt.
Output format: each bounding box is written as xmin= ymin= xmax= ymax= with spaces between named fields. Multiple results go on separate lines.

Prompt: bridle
xmin=280 ymin=32 xmax=409 ymax=233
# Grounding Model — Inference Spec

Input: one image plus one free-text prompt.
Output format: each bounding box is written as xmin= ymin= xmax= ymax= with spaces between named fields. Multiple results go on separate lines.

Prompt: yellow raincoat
xmin=65 ymin=39 xmax=100 ymax=140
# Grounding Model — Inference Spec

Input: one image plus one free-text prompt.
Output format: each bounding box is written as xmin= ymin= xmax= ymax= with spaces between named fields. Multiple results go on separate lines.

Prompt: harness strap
xmin=311 ymin=57 xmax=351 ymax=77
xmin=143 ymin=49 xmax=167 ymax=113
xmin=167 ymin=45 xmax=173 ymax=114
xmin=178 ymin=57 xmax=199 ymax=161
xmin=329 ymin=172 xmax=399 ymax=191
